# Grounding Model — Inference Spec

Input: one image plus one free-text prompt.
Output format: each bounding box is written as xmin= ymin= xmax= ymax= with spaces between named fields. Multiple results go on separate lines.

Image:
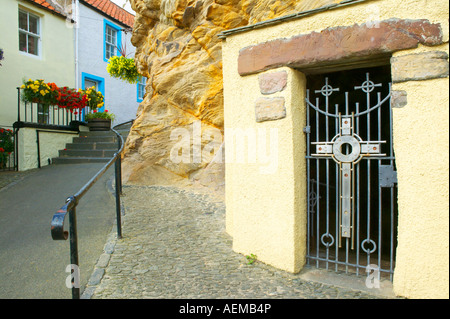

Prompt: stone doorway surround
xmin=221 ymin=0 xmax=449 ymax=299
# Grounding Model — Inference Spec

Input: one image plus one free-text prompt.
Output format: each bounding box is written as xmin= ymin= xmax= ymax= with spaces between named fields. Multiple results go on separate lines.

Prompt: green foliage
xmin=0 ymin=128 xmax=14 ymax=167
xmin=245 ymin=253 xmax=257 ymax=265
xmin=85 ymin=110 xmax=116 ymax=121
xmin=106 ymin=56 xmax=140 ymax=84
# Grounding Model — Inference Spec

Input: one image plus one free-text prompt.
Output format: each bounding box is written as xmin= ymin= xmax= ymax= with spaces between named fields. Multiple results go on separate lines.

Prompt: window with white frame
xmin=19 ymin=9 xmax=40 ymax=56
xmin=138 ymin=76 xmax=146 ymax=101
xmin=105 ymin=25 xmax=117 ymax=59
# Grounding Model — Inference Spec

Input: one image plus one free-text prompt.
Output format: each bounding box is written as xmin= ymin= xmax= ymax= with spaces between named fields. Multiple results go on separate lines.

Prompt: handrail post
xmin=17 ymin=87 xmax=21 ymax=123
xmin=67 ymin=197 xmax=80 ymax=299
xmin=114 ymin=158 xmax=122 ymax=239
xmin=51 ymin=127 xmax=125 ymax=298
xmin=116 ymin=132 xmax=123 ymax=195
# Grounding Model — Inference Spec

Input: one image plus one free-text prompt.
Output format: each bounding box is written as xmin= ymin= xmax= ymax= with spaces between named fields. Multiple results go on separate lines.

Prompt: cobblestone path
xmin=88 ymin=185 xmax=387 ymax=299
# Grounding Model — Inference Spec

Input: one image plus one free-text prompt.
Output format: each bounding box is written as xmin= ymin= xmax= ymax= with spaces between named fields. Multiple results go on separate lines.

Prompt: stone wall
xmin=123 ymin=0 xmax=343 ymax=192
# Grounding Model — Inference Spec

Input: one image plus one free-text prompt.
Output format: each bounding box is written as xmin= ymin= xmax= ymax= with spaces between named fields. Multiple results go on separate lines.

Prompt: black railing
xmin=50 ymin=127 xmax=124 ymax=299
xmin=17 ymin=87 xmax=94 ymax=125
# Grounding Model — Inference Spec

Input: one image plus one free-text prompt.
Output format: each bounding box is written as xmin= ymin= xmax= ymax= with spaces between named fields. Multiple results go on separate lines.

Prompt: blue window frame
xmin=137 ymin=76 xmax=146 ymax=102
xmin=103 ymin=19 xmax=122 ymax=62
xmin=81 ymin=73 xmax=105 ymax=117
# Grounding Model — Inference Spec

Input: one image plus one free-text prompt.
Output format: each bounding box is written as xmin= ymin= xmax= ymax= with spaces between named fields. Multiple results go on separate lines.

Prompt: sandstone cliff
xmin=124 ymin=0 xmax=341 ymax=195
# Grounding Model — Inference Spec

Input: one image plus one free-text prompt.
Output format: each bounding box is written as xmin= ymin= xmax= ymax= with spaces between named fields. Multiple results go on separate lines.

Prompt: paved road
xmin=0 ymin=164 xmax=116 ymax=298
xmin=89 ymin=185 xmax=394 ymax=299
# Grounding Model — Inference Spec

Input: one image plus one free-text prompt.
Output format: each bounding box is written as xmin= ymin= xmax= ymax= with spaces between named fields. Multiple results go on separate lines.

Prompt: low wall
xmin=17 ymin=127 xmax=80 ymax=171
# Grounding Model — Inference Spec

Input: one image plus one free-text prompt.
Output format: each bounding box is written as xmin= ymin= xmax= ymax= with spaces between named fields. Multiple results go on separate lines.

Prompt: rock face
xmin=124 ymin=0 xmax=341 ymax=194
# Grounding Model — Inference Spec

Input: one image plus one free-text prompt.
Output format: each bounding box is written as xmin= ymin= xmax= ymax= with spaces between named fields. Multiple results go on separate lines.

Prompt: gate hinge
xmin=303 ymin=126 xmax=311 ymax=134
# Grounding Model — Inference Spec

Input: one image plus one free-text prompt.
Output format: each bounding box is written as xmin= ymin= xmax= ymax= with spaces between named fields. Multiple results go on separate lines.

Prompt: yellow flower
xmin=40 ymin=90 xmax=46 ymax=96
xmin=21 ymin=84 xmax=25 ymax=88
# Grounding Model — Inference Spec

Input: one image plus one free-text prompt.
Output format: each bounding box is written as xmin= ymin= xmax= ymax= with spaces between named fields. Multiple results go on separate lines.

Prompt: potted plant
xmin=0 ymin=128 xmax=14 ymax=169
xmin=21 ymin=79 xmax=59 ymax=105
xmin=106 ymin=55 xmax=140 ymax=84
xmin=84 ymin=109 xmax=116 ymax=131
xmin=82 ymin=86 xmax=113 ymax=131
xmin=54 ymin=86 xmax=88 ymax=116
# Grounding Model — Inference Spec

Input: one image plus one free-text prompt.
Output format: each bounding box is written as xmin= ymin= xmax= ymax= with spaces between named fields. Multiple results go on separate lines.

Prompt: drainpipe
xmin=74 ymin=0 xmax=79 ymax=91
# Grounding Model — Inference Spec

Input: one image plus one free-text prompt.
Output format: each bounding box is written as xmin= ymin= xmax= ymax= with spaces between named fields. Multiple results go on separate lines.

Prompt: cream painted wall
xmin=225 ymin=67 xmax=307 ymax=273
xmin=0 ymin=0 xmax=75 ymax=129
xmin=222 ymin=0 xmax=449 ymax=298
xmin=18 ymin=127 xmax=77 ymax=171
xmin=391 ymin=49 xmax=449 ymax=298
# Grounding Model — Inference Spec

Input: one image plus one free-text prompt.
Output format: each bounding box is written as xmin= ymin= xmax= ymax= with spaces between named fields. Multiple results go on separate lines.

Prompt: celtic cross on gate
xmin=311 ymin=77 xmax=386 ymax=249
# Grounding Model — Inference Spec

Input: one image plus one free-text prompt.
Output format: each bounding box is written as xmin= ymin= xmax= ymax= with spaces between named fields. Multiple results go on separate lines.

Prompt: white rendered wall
xmin=77 ymin=4 xmax=140 ymax=126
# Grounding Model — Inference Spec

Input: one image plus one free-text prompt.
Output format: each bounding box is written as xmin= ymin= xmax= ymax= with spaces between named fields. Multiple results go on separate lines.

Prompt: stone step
xmin=79 ymin=131 xmax=117 ymax=137
xmin=65 ymin=142 xmax=118 ymax=150
xmin=52 ymin=157 xmax=111 ymax=164
xmin=73 ymin=136 xmax=117 ymax=144
xmin=58 ymin=149 xmax=117 ymax=158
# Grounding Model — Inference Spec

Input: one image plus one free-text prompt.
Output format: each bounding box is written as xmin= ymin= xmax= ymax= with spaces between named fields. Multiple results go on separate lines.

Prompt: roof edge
xmin=21 ymin=0 xmax=74 ymax=21
xmin=79 ymin=0 xmax=134 ymax=28
xmin=218 ymin=0 xmax=370 ymax=39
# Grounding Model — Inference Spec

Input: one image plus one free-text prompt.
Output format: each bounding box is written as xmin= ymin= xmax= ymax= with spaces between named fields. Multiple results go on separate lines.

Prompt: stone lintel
xmin=238 ymin=19 xmax=443 ymax=76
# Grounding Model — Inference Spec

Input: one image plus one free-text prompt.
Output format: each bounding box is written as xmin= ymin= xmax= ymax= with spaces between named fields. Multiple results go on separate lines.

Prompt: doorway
xmin=305 ymin=65 xmax=398 ymax=281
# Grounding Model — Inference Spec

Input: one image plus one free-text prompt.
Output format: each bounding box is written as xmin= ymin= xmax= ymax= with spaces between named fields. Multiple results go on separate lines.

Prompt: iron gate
xmin=305 ymin=68 xmax=398 ymax=281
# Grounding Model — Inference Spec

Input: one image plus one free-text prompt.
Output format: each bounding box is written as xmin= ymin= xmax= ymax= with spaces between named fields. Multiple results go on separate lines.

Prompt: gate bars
xmin=50 ymin=128 xmax=124 ymax=299
xmin=305 ymin=72 xmax=397 ymax=281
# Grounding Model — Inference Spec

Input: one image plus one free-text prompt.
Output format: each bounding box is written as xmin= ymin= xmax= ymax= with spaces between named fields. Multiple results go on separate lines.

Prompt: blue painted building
xmin=76 ymin=0 xmax=142 ymax=125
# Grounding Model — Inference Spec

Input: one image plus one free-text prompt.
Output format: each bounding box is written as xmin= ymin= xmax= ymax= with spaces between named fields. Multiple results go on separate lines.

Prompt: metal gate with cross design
xmin=305 ymin=67 xmax=398 ymax=281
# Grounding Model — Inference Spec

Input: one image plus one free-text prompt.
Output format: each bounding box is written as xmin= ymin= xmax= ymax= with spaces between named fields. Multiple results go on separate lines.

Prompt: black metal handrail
xmin=50 ymin=127 xmax=124 ymax=299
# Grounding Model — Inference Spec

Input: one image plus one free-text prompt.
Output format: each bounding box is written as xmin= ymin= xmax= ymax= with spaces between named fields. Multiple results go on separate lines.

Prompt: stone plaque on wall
xmin=255 ymin=97 xmax=286 ymax=122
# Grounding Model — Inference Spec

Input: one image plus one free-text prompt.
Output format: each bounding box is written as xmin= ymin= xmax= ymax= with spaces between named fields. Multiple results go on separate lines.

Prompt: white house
xmin=76 ymin=0 xmax=143 ymax=125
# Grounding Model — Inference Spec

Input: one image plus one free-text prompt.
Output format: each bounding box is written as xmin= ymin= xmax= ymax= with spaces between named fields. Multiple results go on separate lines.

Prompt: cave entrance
xmin=304 ymin=65 xmax=398 ymax=282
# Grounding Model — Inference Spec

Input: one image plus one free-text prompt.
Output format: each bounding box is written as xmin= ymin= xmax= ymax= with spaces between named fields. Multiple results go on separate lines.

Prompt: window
xmin=84 ymin=79 xmax=98 ymax=91
xmin=104 ymin=20 xmax=121 ymax=61
xmin=19 ymin=9 xmax=40 ymax=56
xmin=82 ymin=72 xmax=105 ymax=114
xmin=105 ymin=25 xmax=117 ymax=60
xmin=137 ymin=76 xmax=146 ymax=102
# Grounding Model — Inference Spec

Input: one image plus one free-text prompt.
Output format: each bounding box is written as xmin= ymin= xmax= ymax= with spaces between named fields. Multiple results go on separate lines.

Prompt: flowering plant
xmin=106 ymin=56 xmax=140 ymax=84
xmin=21 ymin=79 xmax=59 ymax=105
xmin=84 ymin=86 xmax=104 ymax=109
xmin=84 ymin=109 xmax=115 ymax=121
xmin=0 ymin=128 xmax=14 ymax=168
xmin=55 ymin=86 xmax=88 ymax=113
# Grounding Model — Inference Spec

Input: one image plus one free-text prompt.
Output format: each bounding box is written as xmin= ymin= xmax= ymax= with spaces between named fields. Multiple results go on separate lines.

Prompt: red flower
xmin=0 ymin=148 xmax=4 ymax=152
xmin=105 ymin=110 xmax=108 ymax=113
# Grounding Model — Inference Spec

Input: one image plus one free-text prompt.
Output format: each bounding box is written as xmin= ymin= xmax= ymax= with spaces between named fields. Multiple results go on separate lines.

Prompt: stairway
xmin=113 ymin=120 xmax=133 ymax=141
xmin=52 ymin=131 xmax=120 ymax=164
